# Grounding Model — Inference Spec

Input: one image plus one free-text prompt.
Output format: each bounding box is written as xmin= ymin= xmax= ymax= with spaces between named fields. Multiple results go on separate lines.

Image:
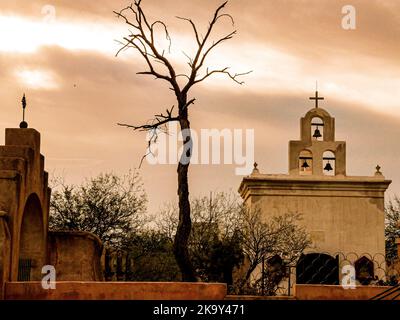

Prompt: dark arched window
xmin=296 ymin=253 xmax=339 ymax=285
xmin=355 ymin=256 xmax=374 ymax=285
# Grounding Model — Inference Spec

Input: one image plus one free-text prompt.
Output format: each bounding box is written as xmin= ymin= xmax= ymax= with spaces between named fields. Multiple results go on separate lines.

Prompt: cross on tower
xmin=309 ymin=91 xmax=324 ymax=108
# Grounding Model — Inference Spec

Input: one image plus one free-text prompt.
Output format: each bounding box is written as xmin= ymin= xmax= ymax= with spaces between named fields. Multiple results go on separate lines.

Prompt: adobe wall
xmin=0 ymin=128 xmax=51 ymax=282
xmin=48 ymin=231 xmax=103 ymax=281
xmin=4 ymin=282 xmax=227 ymax=300
xmin=0 ymin=211 xmax=10 ymax=299
xmin=295 ymin=284 xmax=398 ymax=300
xmin=0 ymin=127 xmax=104 ymax=298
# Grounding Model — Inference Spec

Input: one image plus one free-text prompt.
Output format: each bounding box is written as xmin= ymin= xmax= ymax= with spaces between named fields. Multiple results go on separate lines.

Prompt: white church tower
xmin=239 ymin=91 xmax=391 ymax=284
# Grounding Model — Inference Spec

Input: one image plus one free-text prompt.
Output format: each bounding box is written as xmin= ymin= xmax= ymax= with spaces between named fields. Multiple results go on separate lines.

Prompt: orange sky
xmin=1 ymin=0 xmax=399 ymax=215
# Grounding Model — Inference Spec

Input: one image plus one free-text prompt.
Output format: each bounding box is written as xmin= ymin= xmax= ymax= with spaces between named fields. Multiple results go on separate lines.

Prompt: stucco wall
xmin=254 ymin=194 xmax=384 ymax=256
xmin=241 ymin=176 xmax=389 ymax=257
xmin=295 ymin=284 xmax=397 ymax=300
xmin=48 ymin=231 xmax=103 ymax=281
xmin=4 ymin=282 xmax=227 ymax=300
xmin=239 ymin=174 xmax=391 ymax=282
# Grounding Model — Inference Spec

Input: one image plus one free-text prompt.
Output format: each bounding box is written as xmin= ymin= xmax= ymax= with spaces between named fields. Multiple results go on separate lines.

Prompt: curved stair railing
xmin=370 ymin=284 xmax=400 ymax=300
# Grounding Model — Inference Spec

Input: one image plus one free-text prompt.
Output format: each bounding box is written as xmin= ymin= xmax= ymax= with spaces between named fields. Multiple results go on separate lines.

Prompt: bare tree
xmin=114 ymin=0 xmax=250 ymax=281
xmin=238 ymin=208 xmax=311 ymax=288
xmin=156 ymin=193 xmax=310 ymax=292
xmin=157 ymin=192 xmax=242 ymax=240
xmin=156 ymin=191 xmax=244 ymax=283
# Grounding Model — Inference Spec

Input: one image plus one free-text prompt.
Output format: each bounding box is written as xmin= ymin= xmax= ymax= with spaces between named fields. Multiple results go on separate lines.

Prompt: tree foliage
xmin=238 ymin=208 xmax=311 ymax=284
xmin=228 ymin=207 xmax=311 ymax=295
xmin=156 ymin=192 xmax=310 ymax=293
xmin=386 ymin=196 xmax=400 ymax=261
xmin=157 ymin=191 xmax=244 ymax=284
xmin=49 ymin=171 xmax=147 ymax=248
xmin=123 ymin=231 xmax=181 ymax=282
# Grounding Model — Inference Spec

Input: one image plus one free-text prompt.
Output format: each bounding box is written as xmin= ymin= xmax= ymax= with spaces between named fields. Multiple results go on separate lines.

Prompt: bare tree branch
xmin=181 ymin=50 xmax=194 ymax=67
xmin=176 ymin=16 xmax=201 ymax=46
xmin=195 ymin=30 xmax=237 ymax=71
xmin=118 ymin=105 xmax=179 ymax=132
xmin=195 ymin=68 xmax=252 ymax=85
xmin=113 ymin=2 xmax=180 ymax=92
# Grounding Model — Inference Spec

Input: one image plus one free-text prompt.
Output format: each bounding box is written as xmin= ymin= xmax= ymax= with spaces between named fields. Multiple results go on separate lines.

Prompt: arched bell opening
xmin=323 ymin=151 xmax=335 ymax=176
xmin=299 ymin=150 xmax=313 ymax=175
xmin=311 ymin=117 xmax=324 ymax=141
xmin=18 ymin=193 xmax=46 ymax=281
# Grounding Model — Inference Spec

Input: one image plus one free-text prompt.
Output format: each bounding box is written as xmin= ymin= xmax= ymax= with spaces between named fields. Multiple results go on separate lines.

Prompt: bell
xmin=301 ymin=160 xmax=309 ymax=169
xmin=313 ymin=126 xmax=322 ymax=139
xmin=324 ymin=161 xmax=333 ymax=171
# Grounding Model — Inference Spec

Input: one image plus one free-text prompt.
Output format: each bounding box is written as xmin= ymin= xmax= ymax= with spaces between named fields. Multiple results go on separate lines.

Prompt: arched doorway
xmin=0 ymin=213 xmax=11 ymax=288
xmin=296 ymin=253 xmax=339 ymax=285
xmin=18 ymin=194 xmax=46 ymax=281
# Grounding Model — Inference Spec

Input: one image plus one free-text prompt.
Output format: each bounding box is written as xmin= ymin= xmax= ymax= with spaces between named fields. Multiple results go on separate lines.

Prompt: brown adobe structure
xmin=0 ymin=127 xmax=103 ymax=299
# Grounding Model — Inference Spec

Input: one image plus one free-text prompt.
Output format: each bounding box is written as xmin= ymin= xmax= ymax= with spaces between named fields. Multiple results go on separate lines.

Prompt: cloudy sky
xmin=1 ymin=0 xmax=399 ymax=215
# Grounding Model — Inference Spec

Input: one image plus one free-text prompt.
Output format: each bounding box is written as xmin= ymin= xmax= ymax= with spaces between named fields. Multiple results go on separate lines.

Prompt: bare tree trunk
xmin=173 ymin=101 xmax=197 ymax=282
xmin=114 ymin=0 xmax=250 ymax=282
xmin=244 ymin=263 xmax=257 ymax=283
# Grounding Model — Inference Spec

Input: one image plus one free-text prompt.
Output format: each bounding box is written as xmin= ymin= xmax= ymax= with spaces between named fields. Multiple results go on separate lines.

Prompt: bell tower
xmin=288 ymin=91 xmax=346 ymax=176
xmin=239 ymin=90 xmax=392 ymax=287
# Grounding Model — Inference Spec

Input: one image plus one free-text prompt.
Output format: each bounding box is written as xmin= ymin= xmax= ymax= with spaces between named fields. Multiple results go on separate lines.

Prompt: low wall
xmin=4 ymin=282 xmax=227 ymax=300
xmin=48 ymin=231 xmax=103 ymax=281
xmin=295 ymin=284 xmax=397 ymax=300
xmin=225 ymin=295 xmax=295 ymax=300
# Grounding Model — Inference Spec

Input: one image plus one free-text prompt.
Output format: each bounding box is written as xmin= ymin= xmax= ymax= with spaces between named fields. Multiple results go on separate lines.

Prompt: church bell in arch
xmin=301 ymin=159 xmax=310 ymax=169
xmin=324 ymin=161 xmax=333 ymax=172
xmin=312 ymin=126 xmax=322 ymax=139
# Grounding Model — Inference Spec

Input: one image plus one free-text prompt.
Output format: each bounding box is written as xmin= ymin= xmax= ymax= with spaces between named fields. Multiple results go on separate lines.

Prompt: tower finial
xmin=20 ymin=93 xmax=28 ymax=128
xmin=375 ymin=165 xmax=383 ymax=176
xmin=251 ymin=162 xmax=260 ymax=175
